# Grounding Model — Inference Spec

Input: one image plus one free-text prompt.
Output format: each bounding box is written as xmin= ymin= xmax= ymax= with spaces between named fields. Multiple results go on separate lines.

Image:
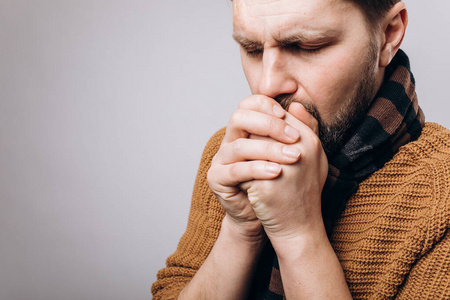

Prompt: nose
xmin=258 ymin=48 xmax=297 ymax=99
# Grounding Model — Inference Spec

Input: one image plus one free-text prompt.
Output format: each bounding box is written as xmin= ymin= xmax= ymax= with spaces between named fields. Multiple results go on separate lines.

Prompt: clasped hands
xmin=207 ymin=95 xmax=329 ymax=252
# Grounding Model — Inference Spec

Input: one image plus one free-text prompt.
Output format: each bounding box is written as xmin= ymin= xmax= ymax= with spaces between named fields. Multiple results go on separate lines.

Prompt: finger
xmin=287 ymin=102 xmax=319 ymax=135
xmin=247 ymin=134 xmax=272 ymax=141
xmin=238 ymin=94 xmax=286 ymax=119
xmin=223 ymin=109 xmax=300 ymax=144
xmin=208 ymin=161 xmax=282 ymax=187
xmin=280 ymin=104 xmax=324 ymax=158
xmin=217 ymin=138 xmax=301 ymax=164
xmin=247 ymin=113 xmax=320 ymax=158
xmin=238 ymin=181 xmax=252 ymax=192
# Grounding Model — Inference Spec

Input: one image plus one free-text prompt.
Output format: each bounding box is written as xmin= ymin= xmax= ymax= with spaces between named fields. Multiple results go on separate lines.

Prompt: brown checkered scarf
xmin=250 ymin=49 xmax=425 ymax=299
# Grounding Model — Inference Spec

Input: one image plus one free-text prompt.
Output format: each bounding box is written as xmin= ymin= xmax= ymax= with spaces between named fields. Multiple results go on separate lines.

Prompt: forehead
xmin=233 ymin=0 xmax=362 ymax=40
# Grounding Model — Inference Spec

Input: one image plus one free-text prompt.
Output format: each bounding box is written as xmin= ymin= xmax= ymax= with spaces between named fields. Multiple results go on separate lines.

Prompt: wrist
xmin=221 ymin=214 xmax=267 ymax=247
xmin=269 ymin=221 xmax=351 ymax=299
xmin=270 ymin=221 xmax=329 ymax=262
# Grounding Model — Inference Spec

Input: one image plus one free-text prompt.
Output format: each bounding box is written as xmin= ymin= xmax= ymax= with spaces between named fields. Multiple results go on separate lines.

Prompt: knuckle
xmin=211 ymin=149 xmax=223 ymax=164
xmin=229 ymin=110 xmax=243 ymax=125
xmin=310 ymin=135 xmax=323 ymax=152
xmin=260 ymin=179 xmax=273 ymax=191
xmin=231 ymin=139 xmax=244 ymax=155
xmin=255 ymin=95 xmax=272 ymax=111
xmin=207 ymin=156 xmax=227 ymax=186
xmin=265 ymin=116 xmax=278 ymax=132
xmin=251 ymin=179 xmax=273 ymax=198
xmin=228 ymin=163 xmax=239 ymax=178
xmin=239 ymin=95 xmax=270 ymax=110
xmin=254 ymin=95 xmax=265 ymax=107
xmin=238 ymin=97 xmax=250 ymax=109
xmin=263 ymin=141 xmax=275 ymax=155
xmin=210 ymin=156 xmax=217 ymax=167
xmin=207 ymin=166 xmax=216 ymax=186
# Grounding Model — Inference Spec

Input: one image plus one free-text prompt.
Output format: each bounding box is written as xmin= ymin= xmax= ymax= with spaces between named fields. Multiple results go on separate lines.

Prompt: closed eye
xmin=285 ymin=43 xmax=324 ymax=54
xmin=243 ymin=47 xmax=263 ymax=58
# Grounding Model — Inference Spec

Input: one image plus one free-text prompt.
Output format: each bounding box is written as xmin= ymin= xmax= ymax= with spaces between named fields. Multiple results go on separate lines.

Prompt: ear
xmin=379 ymin=2 xmax=408 ymax=67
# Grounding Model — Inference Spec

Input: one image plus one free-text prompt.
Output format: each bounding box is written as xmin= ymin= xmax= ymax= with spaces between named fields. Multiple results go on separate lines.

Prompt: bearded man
xmin=152 ymin=0 xmax=450 ymax=299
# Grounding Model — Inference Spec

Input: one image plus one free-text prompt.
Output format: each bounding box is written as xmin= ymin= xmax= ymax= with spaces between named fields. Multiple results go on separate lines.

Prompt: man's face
xmin=233 ymin=0 xmax=384 ymax=154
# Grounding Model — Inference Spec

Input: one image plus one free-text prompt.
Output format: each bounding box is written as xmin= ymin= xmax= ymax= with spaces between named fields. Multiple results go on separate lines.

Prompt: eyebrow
xmin=233 ymin=29 xmax=341 ymax=48
xmin=232 ymin=33 xmax=263 ymax=49
xmin=275 ymin=29 xmax=341 ymax=45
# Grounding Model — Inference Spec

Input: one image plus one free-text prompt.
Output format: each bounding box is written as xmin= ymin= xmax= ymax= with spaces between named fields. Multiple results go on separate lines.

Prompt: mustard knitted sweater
xmin=152 ymin=123 xmax=450 ymax=299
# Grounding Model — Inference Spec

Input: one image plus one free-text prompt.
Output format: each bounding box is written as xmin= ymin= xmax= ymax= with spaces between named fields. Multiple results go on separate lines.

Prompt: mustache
xmin=274 ymin=94 xmax=322 ymax=122
xmin=275 ymin=94 xmax=295 ymax=111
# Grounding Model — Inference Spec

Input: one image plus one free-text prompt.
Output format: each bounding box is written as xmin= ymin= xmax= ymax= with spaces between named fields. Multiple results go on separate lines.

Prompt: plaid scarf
xmin=250 ymin=49 xmax=425 ymax=299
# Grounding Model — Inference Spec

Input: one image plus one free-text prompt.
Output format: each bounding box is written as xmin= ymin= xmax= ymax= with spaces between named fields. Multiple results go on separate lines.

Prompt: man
xmin=152 ymin=0 xmax=450 ymax=298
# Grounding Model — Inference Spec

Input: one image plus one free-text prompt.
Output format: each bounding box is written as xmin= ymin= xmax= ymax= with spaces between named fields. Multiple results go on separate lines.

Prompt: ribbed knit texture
xmin=152 ymin=123 xmax=450 ymax=299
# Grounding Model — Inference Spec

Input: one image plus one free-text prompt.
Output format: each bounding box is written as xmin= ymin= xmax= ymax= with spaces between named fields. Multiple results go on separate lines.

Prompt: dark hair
xmin=347 ymin=0 xmax=401 ymax=28
xmin=230 ymin=0 xmax=401 ymax=32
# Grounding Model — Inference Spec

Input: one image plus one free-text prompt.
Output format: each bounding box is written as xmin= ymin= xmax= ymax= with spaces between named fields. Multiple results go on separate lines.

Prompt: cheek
xmin=298 ymin=54 xmax=362 ymax=121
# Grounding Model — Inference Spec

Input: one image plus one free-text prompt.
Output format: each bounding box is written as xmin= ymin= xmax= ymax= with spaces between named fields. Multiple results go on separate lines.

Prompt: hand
xmin=239 ymin=102 xmax=329 ymax=251
xmin=207 ymin=95 xmax=302 ymax=242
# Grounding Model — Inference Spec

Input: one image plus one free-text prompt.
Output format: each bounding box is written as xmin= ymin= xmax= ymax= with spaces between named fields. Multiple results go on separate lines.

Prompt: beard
xmin=276 ymin=44 xmax=379 ymax=156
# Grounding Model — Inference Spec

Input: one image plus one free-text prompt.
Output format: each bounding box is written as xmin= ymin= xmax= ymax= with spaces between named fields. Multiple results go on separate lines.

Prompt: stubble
xmin=276 ymin=43 xmax=379 ymax=156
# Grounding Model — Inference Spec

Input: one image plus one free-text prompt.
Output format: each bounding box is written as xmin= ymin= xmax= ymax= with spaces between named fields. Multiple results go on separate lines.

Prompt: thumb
xmin=287 ymin=102 xmax=319 ymax=135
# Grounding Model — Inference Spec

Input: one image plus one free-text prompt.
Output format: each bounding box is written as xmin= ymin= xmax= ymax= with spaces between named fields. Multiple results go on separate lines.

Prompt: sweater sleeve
xmin=396 ymin=133 xmax=450 ymax=300
xmin=151 ymin=128 xmax=227 ymax=300
xmin=396 ymin=231 xmax=450 ymax=299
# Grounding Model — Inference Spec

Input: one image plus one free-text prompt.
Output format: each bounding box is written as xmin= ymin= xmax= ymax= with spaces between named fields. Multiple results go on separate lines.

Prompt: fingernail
xmin=273 ymin=104 xmax=285 ymax=118
xmin=266 ymin=163 xmax=281 ymax=175
xmin=284 ymin=125 xmax=300 ymax=141
xmin=282 ymin=145 xmax=301 ymax=159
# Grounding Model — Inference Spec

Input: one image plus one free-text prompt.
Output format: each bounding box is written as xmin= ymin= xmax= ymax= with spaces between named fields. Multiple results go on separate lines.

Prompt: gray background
xmin=0 ymin=1 xmax=448 ymax=299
